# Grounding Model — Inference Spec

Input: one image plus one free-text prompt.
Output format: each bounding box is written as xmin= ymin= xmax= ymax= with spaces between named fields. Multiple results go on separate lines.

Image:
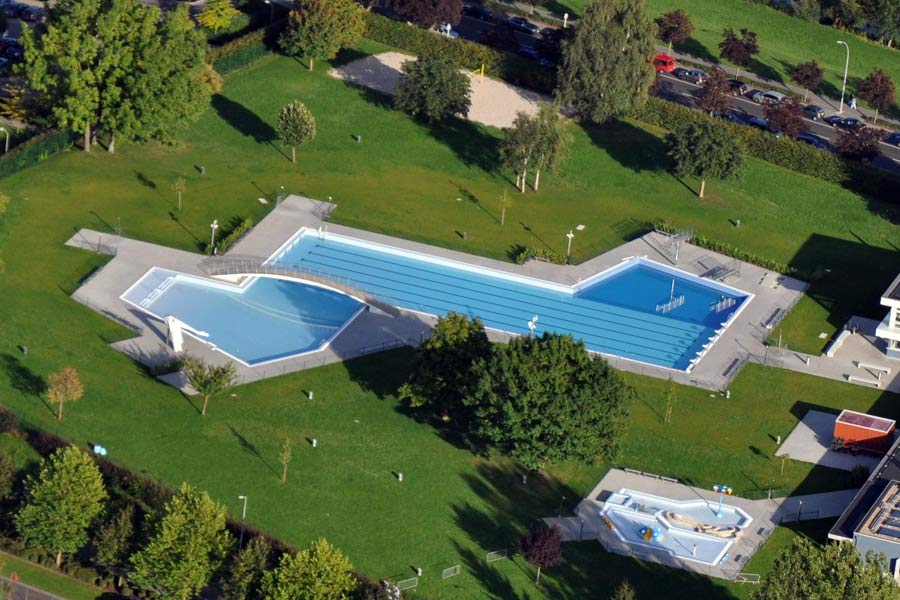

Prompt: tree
xmin=666 ymin=120 xmax=744 ymax=199
xmin=93 ymin=504 xmax=135 ymax=587
xmin=466 ymin=333 xmax=633 ymax=470
xmin=198 ymin=0 xmax=239 ymax=33
xmin=753 ymin=537 xmax=900 ymax=600
xmin=279 ymin=437 xmax=292 ymax=483
xmin=663 ymin=377 xmax=676 ymax=424
xmin=394 ymin=54 xmax=471 ymax=123
xmin=277 ymin=101 xmax=317 ymax=164
xmin=261 ymin=538 xmax=357 ymax=600
xmin=279 ymin=0 xmax=365 ymax=72
xmin=535 ymin=27 xmax=569 ymax=65
xmin=835 ymin=127 xmax=883 ymax=160
xmin=790 ymin=61 xmax=824 ymax=101
xmin=655 ymin=10 xmax=694 ymax=54
xmin=764 ymin=98 xmax=805 ymax=139
xmin=557 ymin=0 xmax=656 ymax=124
xmin=857 ymin=68 xmax=895 ymax=123
xmin=182 ymin=355 xmax=237 ymax=416
xmin=823 ymin=0 xmax=862 ymax=28
xmin=399 ymin=313 xmax=490 ymax=423
xmin=695 ymin=69 xmax=732 ymax=115
xmin=174 ymin=177 xmax=186 ymax=210
xmin=611 ymin=579 xmax=637 ymax=600
xmin=46 ymin=367 xmax=83 ymax=421
xmin=519 ymin=523 xmax=562 ymax=584
xmin=718 ymin=28 xmax=759 ymax=77
xmin=499 ymin=103 xmax=572 ymax=193
xmin=394 ymin=0 xmax=462 ymax=28
xmin=15 ymin=446 xmax=107 ymax=567
xmin=500 ymin=111 xmax=540 ymax=193
xmin=130 ymin=483 xmax=232 ymax=600
xmin=221 ymin=536 xmax=272 ymax=600
xmin=861 ymin=0 xmax=900 ymax=46
xmin=0 ymin=83 xmax=33 ymax=122
xmin=0 ymin=452 xmax=16 ymax=502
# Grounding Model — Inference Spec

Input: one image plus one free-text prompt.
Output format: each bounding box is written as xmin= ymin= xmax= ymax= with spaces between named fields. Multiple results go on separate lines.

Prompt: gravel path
xmin=329 ymin=51 xmax=549 ymax=129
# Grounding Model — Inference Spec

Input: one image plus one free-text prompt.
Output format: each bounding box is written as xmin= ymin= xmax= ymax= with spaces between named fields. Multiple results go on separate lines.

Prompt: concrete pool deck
xmin=66 ymin=194 xmax=807 ymax=390
xmin=545 ymin=468 xmax=858 ymax=580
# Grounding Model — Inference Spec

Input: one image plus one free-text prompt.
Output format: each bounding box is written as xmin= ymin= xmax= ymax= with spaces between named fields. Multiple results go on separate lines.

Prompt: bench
xmin=847 ymin=374 xmax=881 ymax=388
xmin=857 ymin=362 xmax=891 ymax=376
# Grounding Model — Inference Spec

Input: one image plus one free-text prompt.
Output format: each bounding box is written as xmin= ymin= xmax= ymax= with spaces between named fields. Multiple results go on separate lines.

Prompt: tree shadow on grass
xmin=750 ymin=58 xmax=785 ymax=85
xmin=427 ymin=118 xmax=502 ymax=173
xmin=674 ymin=38 xmax=718 ymax=64
xmin=451 ymin=539 xmax=524 ymax=600
xmin=583 ymin=119 xmax=667 ymax=174
xmin=341 ymin=347 xmax=415 ymax=400
xmin=0 ymin=353 xmax=54 ymax=417
xmin=211 ymin=94 xmax=278 ymax=145
xmin=228 ymin=424 xmax=279 ymax=478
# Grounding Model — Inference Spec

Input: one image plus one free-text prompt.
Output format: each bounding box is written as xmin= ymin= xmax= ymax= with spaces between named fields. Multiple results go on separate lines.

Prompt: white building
xmin=876 ymin=273 xmax=900 ymax=360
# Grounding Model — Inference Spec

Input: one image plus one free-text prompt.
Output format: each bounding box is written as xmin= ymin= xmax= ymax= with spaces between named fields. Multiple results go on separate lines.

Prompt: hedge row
xmin=0 ymin=129 xmax=75 ymax=179
xmin=208 ymin=20 xmax=285 ymax=75
xmin=211 ymin=216 xmax=254 ymax=255
xmin=631 ymin=96 xmax=900 ymax=202
xmin=363 ymin=12 xmax=555 ymax=95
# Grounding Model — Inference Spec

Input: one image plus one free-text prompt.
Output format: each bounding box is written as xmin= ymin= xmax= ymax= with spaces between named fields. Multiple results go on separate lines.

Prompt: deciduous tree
xmin=279 ymin=437 xmax=292 ymax=484
xmin=394 ymin=54 xmax=471 ymax=123
xmin=93 ymin=504 xmax=135 ymax=587
xmin=182 ymin=356 xmax=237 ymax=416
xmin=835 ymin=127 xmax=883 ymax=160
xmin=466 ymin=333 xmax=633 ymax=470
xmin=557 ymin=0 xmax=656 ymax=124
xmin=790 ymin=60 xmax=824 ymax=101
xmin=666 ymin=120 xmax=744 ymax=198
xmin=399 ymin=313 xmax=490 ymax=423
xmin=16 ymin=446 xmax=107 ymax=567
xmin=261 ymin=538 xmax=356 ymax=600
xmin=279 ymin=0 xmax=365 ymax=72
xmin=764 ymin=97 xmax=805 ymax=139
xmin=394 ymin=0 xmax=462 ymax=28
xmin=500 ymin=110 xmax=540 ymax=193
xmin=221 ymin=536 xmax=272 ymax=600
xmin=611 ymin=579 xmax=637 ymax=599
xmin=0 ymin=452 xmax=14 ymax=501
xmin=199 ymin=0 xmax=239 ymax=33
xmin=718 ymin=28 xmax=759 ymax=78
xmin=46 ymin=367 xmax=83 ymax=421
xmin=130 ymin=483 xmax=232 ymax=600
xmin=519 ymin=523 xmax=562 ymax=584
xmin=277 ymin=101 xmax=316 ymax=164
xmin=753 ymin=537 xmax=900 ymax=600
xmin=499 ymin=103 xmax=571 ymax=192
xmin=696 ymin=69 xmax=732 ymax=115
xmin=857 ymin=68 xmax=895 ymax=123
xmin=655 ymin=10 xmax=694 ymax=53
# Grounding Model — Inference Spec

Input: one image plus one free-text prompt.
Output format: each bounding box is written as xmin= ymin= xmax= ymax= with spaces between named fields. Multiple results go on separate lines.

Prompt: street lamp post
xmin=836 ymin=41 xmax=850 ymax=114
xmin=0 ymin=127 xmax=9 ymax=153
xmin=210 ymin=219 xmax=219 ymax=252
xmin=566 ymin=230 xmax=574 ymax=264
xmin=264 ymin=0 xmax=274 ymax=24
xmin=238 ymin=495 xmax=248 ymax=549
xmin=558 ymin=495 xmax=566 ymax=518
xmin=527 ymin=315 xmax=539 ymax=338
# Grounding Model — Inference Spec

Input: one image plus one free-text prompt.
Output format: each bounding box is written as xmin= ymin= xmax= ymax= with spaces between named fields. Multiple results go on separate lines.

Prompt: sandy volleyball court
xmin=329 ymin=51 xmax=549 ymax=129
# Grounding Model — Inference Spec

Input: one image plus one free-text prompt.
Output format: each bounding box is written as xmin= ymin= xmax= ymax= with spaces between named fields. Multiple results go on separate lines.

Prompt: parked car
xmin=727 ymin=79 xmax=749 ymax=96
xmin=834 ymin=117 xmax=866 ymax=131
xmin=674 ymin=68 xmax=705 ymax=84
xmin=517 ymin=46 xmax=554 ymax=68
xmin=747 ymin=116 xmax=782 ymax=137
xmin=19 ymin=5 xmax=43 ymax=22
xmin=653 ymin=54 xmax=676 ymax=73
xmin=0 ymin=2 xmax=21 ymax=17
xmin=505 ymin=16 xmax=540 ymax=35
xmin=797 ymin=132 xmax=828 ymax=150
xmin=885 ymin=132 xmax=900 ymax=147
xmin=802 ymin=104 xmax=825 ymax=120
xmin=751 ymin=90 xmax=787 ymax=104
xmin=824 ymin=114 xmax=844 ymax=127
xmin=3 ymin=44 xmax=22 ymax=62
xmin=462 ymin=4 xmax=495 ymax=21
xmin=713 ymin=110 xmax=746 ymax=125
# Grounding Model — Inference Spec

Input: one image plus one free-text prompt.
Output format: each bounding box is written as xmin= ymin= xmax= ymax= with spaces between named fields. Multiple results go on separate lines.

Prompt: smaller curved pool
xmin=121 ymin=268 xmax=363 ymax=365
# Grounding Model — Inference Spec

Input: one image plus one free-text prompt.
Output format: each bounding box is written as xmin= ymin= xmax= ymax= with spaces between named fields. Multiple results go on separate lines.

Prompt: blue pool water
xmin=122 ymin=268 xmax=362 ymax=365
xmin=273 ymin=232 xmax=749 ymax=370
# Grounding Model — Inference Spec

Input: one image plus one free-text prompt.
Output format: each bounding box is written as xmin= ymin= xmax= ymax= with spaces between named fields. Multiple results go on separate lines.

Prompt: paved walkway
xmin=544 ymin=468 xmax=858 ymax=580
xmin=776 ymin=409 xmax=885 ymax=472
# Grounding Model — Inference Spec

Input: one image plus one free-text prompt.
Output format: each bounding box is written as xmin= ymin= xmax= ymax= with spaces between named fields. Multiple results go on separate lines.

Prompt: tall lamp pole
xmin=210 ymin=219 xmax=219 ymax=252
xmin=566 ymin=230 xmax=574 ymax=264
xmin=837 ymin=41 xmax=850 ymax=114
xmin=238 ymin=495 xmax=248 ymax=549
xmin=0 ymin=127 xmax=8 ymax=153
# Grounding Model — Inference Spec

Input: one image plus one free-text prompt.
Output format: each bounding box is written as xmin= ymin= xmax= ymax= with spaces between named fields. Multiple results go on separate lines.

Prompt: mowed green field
xmin=0 ymin=47 xmax=895 ymax=597
xmin=548 ymin=0 xmax=900 ymax=114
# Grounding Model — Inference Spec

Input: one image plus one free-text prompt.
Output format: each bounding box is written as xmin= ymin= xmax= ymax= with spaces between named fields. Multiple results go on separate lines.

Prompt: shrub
xmin=0 ymin=405 xmax=19 ymax=434
xmin=206 ymin=217 xmax=254 ymax=255
xmin=208 ymin=20 xmax=286 ymax=75
xmin=0 ymin=129 xmax=76 ymax=179
xmin=512 ymin=246 xmax=565 ymax=265
xmin=363 ymin=12 xmax=555 ymax=94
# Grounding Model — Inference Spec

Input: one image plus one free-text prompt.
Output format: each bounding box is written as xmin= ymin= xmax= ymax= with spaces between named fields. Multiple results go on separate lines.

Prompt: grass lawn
xmin=0 ymin=550 xmax=110 ymax=600
xmin=547 ymin=0 xmax=900 ymax=115
xmin=0 ymin=48 xmax=895 ymax=597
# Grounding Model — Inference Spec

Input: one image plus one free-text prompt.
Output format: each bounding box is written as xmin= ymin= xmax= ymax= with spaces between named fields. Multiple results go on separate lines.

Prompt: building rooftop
xmin=858 ymin=482 xmax=900 ymax=542
xmin=830 ymin=435 xmax=900 ymax=541
xmin=884 ymin=273 xmax=900 ymax=303
xmin=837 ymin=409 xmax=896 ymax=433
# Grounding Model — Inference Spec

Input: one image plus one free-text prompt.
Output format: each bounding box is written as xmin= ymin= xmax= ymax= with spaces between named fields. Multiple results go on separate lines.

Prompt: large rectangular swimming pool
xmin=271 ymin=231 xmax=751 ymax=370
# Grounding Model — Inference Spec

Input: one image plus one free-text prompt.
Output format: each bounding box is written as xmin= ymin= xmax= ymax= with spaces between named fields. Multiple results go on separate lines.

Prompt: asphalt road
xmin=656 ymin=73 xmax=900 ymax=173
xmin=455 ymin=14 xmax=540 ymax=50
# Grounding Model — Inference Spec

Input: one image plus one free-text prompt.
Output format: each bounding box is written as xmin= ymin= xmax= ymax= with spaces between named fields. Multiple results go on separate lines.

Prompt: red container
xmin=834 ymin=410 xmax=895 ymax=453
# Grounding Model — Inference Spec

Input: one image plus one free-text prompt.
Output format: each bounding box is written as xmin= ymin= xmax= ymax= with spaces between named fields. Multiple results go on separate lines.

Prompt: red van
xmin=653 ymin=54 xmax=676 ymax=73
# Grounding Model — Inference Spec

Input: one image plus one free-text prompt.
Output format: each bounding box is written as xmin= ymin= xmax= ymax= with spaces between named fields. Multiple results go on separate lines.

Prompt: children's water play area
xmin=599 ymin=489 xmax=753 ymax=566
